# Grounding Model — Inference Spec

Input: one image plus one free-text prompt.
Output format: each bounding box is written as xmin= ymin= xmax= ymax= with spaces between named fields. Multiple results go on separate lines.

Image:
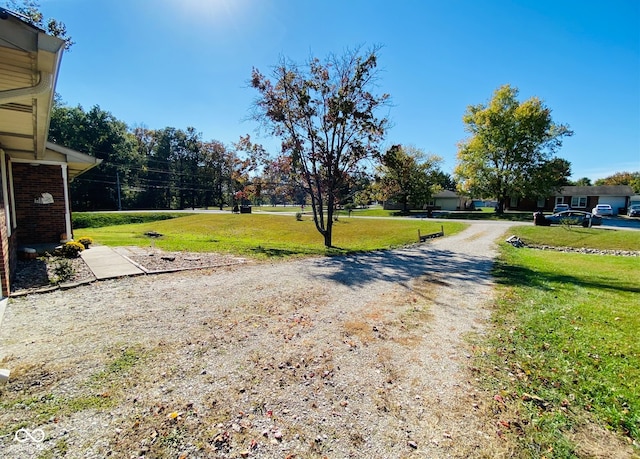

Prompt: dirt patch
xmin=10 ymin=247 xmax=246 ymax=296
xmin=569 ymin=423 xmax=638 ymax=459
xmin=1 ymin=223 xmax=513 ymax=457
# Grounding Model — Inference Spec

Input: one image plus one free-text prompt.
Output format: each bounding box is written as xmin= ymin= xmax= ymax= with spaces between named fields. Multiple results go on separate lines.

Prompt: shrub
xmin=72 ymin=212 xmax=184 ymax=228
xmin=55 ymin=241 xmax=85 ymax=258
xmin=77 ymin=236 xmax=93 ymax=249
xmin=51 ymin=259 xmax=75 ymax=283
xmin=295 ymin=212 xmax=303 ymax=221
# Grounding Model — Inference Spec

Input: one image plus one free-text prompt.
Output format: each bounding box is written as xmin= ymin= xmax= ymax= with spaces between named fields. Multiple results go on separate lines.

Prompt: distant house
xmin=382 ymin=190 xmax=467 ymax=212
xmin=430 ymin=190 xmax=467 ymax=211
xmin=0 ymin=9 xmax=101 ymax=297
xmin=510 ymin=185 xmax=634 ymax=215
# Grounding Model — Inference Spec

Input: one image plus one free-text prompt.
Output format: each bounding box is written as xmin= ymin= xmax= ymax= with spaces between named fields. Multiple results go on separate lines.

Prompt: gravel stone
xmin=1 ymin=223 xmax=513 ymax=458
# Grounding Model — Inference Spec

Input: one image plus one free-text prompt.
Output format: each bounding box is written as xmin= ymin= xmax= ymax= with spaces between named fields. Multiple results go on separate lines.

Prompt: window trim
xmin=571 ymin=196 xmax=587 ymax=208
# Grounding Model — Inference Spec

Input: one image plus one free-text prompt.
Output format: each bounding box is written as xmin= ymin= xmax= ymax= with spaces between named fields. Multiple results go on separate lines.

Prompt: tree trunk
xmin=402 ymin=196 xmax=409 ymax=214
xmin=323 ymin=226 xmax=332 ymax=247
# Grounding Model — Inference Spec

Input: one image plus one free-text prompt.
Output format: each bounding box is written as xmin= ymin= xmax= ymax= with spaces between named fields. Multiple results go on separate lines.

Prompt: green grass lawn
xmin=439 ymin=210 xmax=533 ymax=221
xmin=73 ymin=212 xmax=190 ymax=228
xmin=476 ymin=237 xmax=640 ymax=457
xmin=508 ymin=225 xmax=640 ymax=251
xmin=350 ymin=205 xmax=534 ymax=221
xmin=74 ymin=213 xmax=467 ymax=257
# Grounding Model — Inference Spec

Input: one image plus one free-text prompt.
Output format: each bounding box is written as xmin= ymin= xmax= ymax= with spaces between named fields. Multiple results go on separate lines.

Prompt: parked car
xmin=553 ymin=203 xmax=570 ymax=213
xmin=545 ymin=210 xmax=602 ymax=227
xmin=592 ymin=204 xmax=613 ymax=216
xmin=628 ymin=204 xmax=640 ymax=217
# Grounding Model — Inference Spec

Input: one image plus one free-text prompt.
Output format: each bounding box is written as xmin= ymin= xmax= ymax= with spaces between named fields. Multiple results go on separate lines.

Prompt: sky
xmin=29 ymin=0 xmax=640 ymax=180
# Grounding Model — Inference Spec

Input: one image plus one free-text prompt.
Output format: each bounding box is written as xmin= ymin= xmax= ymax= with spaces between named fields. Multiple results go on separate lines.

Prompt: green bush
xmin=55 ymin=241 xmax=85 ymax=258
xmin=72 ymin=212 xmax=186 ymax=229
xmin=51 ymin=259 xmax=75 ymax=284
xmin=295 ymin=212 xmax=303 ymax=221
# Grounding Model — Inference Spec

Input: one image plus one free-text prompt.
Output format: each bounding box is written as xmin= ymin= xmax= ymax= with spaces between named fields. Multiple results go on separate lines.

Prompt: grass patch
xmin=438 ymin=210 xmax=533 ymax=221
xmin=507 ymin=225 xmax=640 ymax=251
xmin=90 ymin=346 xmax=144 ymax=386
xmin=0 ymin=346 xmax=145 ymax=438
xmin=73 ymin=212 xmax=188 ymax=229
xmin=476 ymin=244 xmax=640 ymax=456
xmin=0 ymin=393 xmax=115 ymax=437
xmin=73 ymin=213 xmax=467 ymax=258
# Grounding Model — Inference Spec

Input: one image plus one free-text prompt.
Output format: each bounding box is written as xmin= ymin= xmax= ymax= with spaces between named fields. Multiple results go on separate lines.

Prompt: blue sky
xmin=34 ymin=0 xmax=640 ymax=180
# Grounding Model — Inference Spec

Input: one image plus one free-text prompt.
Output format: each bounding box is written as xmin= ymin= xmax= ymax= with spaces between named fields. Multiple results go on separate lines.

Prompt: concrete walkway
xmin=80 ymin=245 xmax=144 ymax=280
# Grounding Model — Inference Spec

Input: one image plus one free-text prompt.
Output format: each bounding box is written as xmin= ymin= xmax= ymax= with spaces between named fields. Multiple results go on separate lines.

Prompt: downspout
xmin=61 ymin=164 xmax=72 ymax=242
xmin=0 ymin=72 xmax=53 ymax=104
xmin=0 ymin=149 xmax=10 ymax=237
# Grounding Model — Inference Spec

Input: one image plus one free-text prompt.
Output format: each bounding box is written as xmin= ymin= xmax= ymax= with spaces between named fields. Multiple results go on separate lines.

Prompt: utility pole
xmin=116 ymin=171 xmax=122 ymax=210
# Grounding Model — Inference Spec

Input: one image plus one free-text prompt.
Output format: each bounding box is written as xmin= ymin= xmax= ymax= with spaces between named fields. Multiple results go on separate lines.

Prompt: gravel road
xmin=0 ymin=222 xmax=512 ymax=458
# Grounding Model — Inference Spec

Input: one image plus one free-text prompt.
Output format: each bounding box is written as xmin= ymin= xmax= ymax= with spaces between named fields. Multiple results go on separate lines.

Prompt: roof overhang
xmin=0 ymin=10 xmax=65 ymax=161
xmin=9 ymin=142 xmax=103 ymax=180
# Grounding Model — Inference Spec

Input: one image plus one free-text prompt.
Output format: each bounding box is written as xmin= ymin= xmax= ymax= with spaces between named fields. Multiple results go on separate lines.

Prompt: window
xmin=555 ymin=197 xmax=565 ymax=205
xmin=510 ymin=196 xmax=518 ymax=208
xmin=571 ymin=196 xmax=587 ymax=208
xmin=537 ymin=198 xmax=545 ymax=208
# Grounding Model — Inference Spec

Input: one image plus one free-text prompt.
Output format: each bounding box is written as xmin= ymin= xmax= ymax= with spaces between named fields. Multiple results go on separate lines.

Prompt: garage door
xmin=598 ymin=196 xmax=627 ymax=214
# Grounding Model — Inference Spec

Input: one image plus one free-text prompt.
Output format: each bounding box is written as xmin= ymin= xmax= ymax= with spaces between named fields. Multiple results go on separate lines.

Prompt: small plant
xmin=559 ymin=217 xmax=574 ymax=231
xmin=55 ymin=241 xmax=85 ymax=258
xmin=295 ymin=212 xmax=303 ymax=221
xmin=51 ymin=259 xmax=75 ymax=284
xmin=77 ymin=236 xmax=93 ymax=249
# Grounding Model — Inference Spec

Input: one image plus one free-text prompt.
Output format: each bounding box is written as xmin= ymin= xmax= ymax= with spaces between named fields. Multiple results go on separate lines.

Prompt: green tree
xmin=595 ymin=171 xmax=640 ymax=193
xmin=572 ymin=177 xmax=592 ymax=186
xmin=250 ymin=46 xmax=389 ymax=247
xmin=375 ymin=145 xmax=443 ymax=213
xmin=455 ymin=84 xmax=573 ymax=213
xmin=199 ymin=140 xmax=232 ymax=209
xmin=49 ymin=103 xmax=141 ymax=210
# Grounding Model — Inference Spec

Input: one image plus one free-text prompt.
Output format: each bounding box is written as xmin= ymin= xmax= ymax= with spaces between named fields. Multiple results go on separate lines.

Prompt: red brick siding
xmin=0 ymin=209 xmax=9 ymax=297
xmin=13 ymin=163 xmax=67 ymax=244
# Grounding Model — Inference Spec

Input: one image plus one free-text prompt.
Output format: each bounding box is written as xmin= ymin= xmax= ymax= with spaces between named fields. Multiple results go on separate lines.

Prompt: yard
xmin=0 ymin=215 xmax=638 ymax=458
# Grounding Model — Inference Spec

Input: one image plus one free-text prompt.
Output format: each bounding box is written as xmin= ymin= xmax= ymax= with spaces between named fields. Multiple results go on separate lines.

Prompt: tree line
xmin=49 ymin=102 xmax=262 ymax=211
xmin=13 ymin=0 xmax=636 ymax=247
xmin=47 ymin=50 xmax=638 ymax=249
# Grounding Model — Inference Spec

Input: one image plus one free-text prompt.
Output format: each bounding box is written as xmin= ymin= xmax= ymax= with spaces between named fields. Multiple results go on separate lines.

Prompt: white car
xmin=592 ymin=204 xmax=613 ymax=216
xmin=553 ymin=203 xmax=570 ymax=213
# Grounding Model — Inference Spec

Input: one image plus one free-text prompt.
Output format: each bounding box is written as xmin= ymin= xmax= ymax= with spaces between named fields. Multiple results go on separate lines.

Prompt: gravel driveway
xmin=0 ymin=222 xmax=512 ymax=458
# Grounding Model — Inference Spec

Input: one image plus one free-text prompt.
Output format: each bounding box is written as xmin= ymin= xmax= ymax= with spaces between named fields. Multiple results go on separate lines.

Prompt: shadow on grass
xmin=493 ymin=260 xmax=640 ymax=294
xmin=249 ymin=246 xmax=312 ymax=258
xmin=439 ymin=212 xmax=532 ymax=222
xmin=310 ymin=245 xmax=496 ymax=289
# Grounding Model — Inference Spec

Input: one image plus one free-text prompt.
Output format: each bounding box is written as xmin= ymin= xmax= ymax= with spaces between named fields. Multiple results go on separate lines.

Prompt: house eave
xmin=0 ymin=10 xmax=65 ymax=161
xmin=9 ymin=142 xmax=102 ymax=180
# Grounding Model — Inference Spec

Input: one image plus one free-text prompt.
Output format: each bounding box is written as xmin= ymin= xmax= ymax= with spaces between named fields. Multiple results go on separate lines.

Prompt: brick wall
xmin=0 ymin=207 xmax=9 ymax=297
xmin=13 ymin=163 xmax=67 ymax=244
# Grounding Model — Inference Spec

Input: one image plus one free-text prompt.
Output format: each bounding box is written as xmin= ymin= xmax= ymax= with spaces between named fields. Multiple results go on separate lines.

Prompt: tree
xmin=3 ymin=0 xmax=74 ymax=49
xmin=572 ymin=177 xmax=592 ymax=186
xmin=199 ymin=140 xmax=232 ymax=209
xmin=454 ymin=84 xmax=573 ymax=212
xmin=49 ymin=103 xmax=141 ymax=210
xmin=595 ymin=171 xmax=640 ymax=193
xmin=375 ymin=145 xmax=443 ymax=213
xmin=251 ymin=46 xmax=389 ymax=247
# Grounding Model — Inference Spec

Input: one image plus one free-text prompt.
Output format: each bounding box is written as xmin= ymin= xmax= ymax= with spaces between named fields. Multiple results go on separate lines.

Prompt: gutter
xmin=0 ymin=72 xmax=53 ymax=105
